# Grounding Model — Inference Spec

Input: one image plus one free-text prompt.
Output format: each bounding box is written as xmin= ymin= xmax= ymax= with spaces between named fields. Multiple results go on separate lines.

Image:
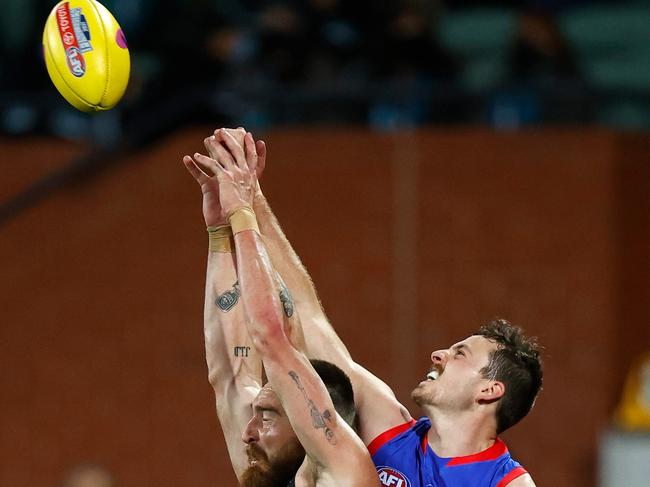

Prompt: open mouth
xmin=426 ymin=369 xmax=440 ymax=381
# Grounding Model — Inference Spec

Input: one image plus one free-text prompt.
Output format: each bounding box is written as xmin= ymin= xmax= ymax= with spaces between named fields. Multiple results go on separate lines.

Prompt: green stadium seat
xmin=438 ymin=8 xmax=517 ymax=92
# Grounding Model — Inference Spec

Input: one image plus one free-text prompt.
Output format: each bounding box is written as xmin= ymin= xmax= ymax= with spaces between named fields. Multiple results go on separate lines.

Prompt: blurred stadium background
xmin=1 ymin=0 xmax=649 ymax=486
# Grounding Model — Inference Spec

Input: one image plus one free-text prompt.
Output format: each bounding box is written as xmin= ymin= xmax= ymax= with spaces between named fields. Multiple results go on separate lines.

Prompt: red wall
xmin=0 ymin=128 xmax=647 ymax=486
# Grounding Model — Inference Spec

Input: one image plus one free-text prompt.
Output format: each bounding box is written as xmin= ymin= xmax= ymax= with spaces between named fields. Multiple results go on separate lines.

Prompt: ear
xmin=478 ymin=380 xmax=505 ymax=404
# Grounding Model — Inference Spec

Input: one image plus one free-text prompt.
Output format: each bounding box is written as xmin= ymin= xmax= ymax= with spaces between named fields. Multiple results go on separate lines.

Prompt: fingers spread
xmin=206 ymin=136 xmax=237 ymax=171
xmin=182 ymin=155 xmax=208 ymax=183
xmin=193 ymin=152 xmax=223 ymax=174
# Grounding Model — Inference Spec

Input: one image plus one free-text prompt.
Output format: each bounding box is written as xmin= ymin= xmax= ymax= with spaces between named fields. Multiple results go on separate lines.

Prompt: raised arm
xmin=237 ymin=135 xmax=412 ymax=444
xmin=182 ymin=146 xmax=262 ymax=481
xmin=206 ymin=129 xmax=307 ymax=353
xmin=253 ymin=189 xmax=347 ymax=361
xmin=212 ymin=132 xmax=378 ymax=484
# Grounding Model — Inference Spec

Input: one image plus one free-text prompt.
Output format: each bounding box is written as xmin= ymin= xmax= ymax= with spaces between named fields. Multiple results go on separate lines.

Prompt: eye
xmin=262 ymin=410 xmax=274 ymax=422
xmin=455 ymin=349 xmax=465 ymax=357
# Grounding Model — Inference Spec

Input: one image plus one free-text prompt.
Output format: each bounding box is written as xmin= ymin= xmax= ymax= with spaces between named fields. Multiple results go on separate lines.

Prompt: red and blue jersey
xmin=369 ymin=417 xmax=528 ymax=487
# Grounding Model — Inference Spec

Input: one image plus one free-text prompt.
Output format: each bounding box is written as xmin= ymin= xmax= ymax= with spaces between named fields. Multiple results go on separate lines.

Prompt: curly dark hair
xmin=475 ymin=318 xmax=543 ymax=434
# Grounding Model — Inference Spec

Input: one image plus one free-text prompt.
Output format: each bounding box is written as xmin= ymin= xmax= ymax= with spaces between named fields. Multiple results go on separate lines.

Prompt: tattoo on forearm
xmin=288 ymin=370 xmax=336 ymax=444
xmin=216 ymin=281 xmax=240 ymax=312
xmin=234 ymin=346 xmax=251 ymax=357
xmin=279 ymin=283 xmax=294 ymax=318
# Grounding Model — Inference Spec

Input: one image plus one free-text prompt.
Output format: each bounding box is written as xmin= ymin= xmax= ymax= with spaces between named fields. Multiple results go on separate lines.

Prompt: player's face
xmin=241 ymin=386 xmax=305 ymax=487
xmin=412 ymin=335 xmax=498 ymax=410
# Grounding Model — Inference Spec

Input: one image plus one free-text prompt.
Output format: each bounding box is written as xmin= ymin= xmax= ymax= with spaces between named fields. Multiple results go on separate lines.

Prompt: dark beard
xmin=240 ymin=441 xmax=305 ymax=487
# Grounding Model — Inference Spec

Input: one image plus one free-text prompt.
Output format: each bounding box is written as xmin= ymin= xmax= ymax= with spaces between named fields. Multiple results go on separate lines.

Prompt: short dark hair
xmin=310 ymin=359 xmax=356 ymax=428
xmin=475 ymin=319 xmax=543 ymax=434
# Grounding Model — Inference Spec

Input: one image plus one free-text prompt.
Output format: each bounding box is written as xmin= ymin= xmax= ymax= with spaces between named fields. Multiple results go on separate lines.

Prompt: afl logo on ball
xmin=377 ymin=466 xmax=410 ymax=487
xmin=66 ymin=46 xmax=86 ymax=77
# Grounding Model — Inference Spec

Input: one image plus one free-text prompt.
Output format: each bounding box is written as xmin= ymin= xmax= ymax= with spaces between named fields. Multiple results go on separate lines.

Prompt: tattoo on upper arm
xmin=279 ymin=283 xmax=294 ymax=318
xmin=216 ymin=281 xmax=240 ymax=312
xmin=288 ymin=370 xmax=336 ymax=445
xmin=234 ymin=346 xmax=251 ymax=357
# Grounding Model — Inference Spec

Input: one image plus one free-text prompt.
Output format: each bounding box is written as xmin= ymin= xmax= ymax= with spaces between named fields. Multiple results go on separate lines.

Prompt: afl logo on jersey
xmin=377 ymin=466 xmax=410 ymax=487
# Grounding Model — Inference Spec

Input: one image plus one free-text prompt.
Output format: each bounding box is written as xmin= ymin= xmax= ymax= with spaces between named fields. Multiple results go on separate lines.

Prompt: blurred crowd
xmin=0 ymin=0 xmax=644 ymax=140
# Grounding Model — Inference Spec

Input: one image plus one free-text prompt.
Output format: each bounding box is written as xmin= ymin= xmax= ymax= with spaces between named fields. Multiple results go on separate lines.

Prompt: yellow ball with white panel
xmin=43 ymin=0 xmax=130 ymax=112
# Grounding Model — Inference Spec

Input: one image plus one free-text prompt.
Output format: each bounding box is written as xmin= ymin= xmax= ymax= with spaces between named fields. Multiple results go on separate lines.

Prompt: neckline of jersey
xmin=428 ymin=437 xmax=508 ymax=466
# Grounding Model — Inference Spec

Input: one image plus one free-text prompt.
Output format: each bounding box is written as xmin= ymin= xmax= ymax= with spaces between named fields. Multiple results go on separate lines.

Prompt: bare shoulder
xmin=506 ymin=473 xmax=536 ymax=487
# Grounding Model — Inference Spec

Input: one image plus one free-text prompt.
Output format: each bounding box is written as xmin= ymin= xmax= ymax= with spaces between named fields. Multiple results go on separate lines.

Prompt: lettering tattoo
xmin=288 ymin=370 xmax=336 ymax=444
xmin=216 ymin=281 xmax=240 ymax=312
xmin=234 ymin=346 xmax=251 ymax=357
xmin=279 ymin=283 xmax=294 ymax=318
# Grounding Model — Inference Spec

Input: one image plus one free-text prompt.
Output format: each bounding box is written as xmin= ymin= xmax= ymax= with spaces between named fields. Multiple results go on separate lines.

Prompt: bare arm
xmin=183 ymin=148 xmax=262 ymax=481
xmin=236 ymin=228 xmax=377 ymax=482
xmin=249 ymin=143 xmax=411 ymax=444
xmin=203 ymin=250 xmax=262 ymax=479
xmin=207 ymin=129 xmax=307 ymax=354
xmin=214 ymin=132 xmax=378 ymax=484
xmin=244 ymin=138 xmax=336 ymax=356
xmin=507 ymin=474 xmax=536 ymax=486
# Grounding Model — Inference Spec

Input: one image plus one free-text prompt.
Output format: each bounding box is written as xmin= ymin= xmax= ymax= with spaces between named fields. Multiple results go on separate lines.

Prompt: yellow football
xmin=42 ymin=0 xmax=130 ymax=112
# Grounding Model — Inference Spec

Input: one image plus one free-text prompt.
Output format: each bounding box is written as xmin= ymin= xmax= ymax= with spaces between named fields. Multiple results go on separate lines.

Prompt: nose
xmin=241 ymin=416 xmax=259 ymax=444
xmin=430 ymin=349 xmax=449 ymax=367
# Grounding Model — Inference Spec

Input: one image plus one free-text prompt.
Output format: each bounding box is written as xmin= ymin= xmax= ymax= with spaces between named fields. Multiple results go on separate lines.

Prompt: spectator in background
xmin=504 ymin=1 xmax=587 ymax=125
xmin=509 ymin=2 xmax=581 ymax=83
xmin=0 ymin=0 xmax=60 ymax=92
xmin=443 ymin=0 xmax=587 ymax=126
xmin=0 ymin=0 xmax=603 ymax=137
xmin=370 ymin=0 xmax=457 ymax=82
xmin=255 ymin=1 xmax=309 ymax=82
xmin=118 ymin=0 xmax=252 ymax=139
xmin=0 ymin=0 xmax=64 ymax=135
xmin=299 ymin=0 xmax=368 ymax=121
xmin=302 ymin=0 xmax=365 ymax=83
xmin=367 ymin=0 xmax=461 ymax=127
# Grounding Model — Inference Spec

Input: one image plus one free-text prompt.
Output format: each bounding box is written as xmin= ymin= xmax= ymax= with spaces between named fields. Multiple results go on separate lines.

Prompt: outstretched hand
xmin=211 ymin=128 xmax=266 ymax=197
xmin=183 ymin=127 xmax=266 ymax=226
xmin=189 ymin=130 xmax=259 ymax=220
xmin=182 ymin=139 xmax=224 ymax=227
